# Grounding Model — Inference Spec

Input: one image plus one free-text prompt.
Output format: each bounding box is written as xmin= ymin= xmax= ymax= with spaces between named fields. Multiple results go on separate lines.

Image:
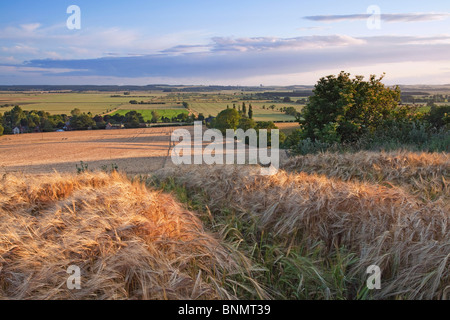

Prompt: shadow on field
xmin=1 ymin=156 xmax=167 ymax=175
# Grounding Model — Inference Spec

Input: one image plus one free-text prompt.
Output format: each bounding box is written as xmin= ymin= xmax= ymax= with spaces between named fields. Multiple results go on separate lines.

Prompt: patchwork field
xmin=0 ymin=92 xmax=186 ymax=115
xmin=0 ymin=92 xmax=303 ymax=123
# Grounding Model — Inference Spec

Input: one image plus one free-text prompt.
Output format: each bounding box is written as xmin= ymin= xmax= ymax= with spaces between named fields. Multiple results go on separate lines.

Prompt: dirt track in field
xmin=0 ymin=127 xmax=181 ymax=174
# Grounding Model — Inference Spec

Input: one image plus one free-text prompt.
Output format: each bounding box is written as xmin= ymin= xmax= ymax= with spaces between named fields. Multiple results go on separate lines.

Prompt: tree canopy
xmin=70 ymin=113 xmax=95 ymax=130
xmin=213 ymin=108 xmax=241 ymax=134
xmin=299 ymin=71 xmax=401 ymax=143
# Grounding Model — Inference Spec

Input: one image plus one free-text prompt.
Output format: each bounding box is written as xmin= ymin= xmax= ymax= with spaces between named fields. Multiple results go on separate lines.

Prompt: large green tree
xmin=71 ymin=108 xmax=82 ymax=116
xmin=10 ymin=106 xmax=25 ymax=127
xmin=123 ymin=111 xmax=144 ymax=128
xmin=238 ymin=117 xmax=256 ymax=131
xmin=213 ymin=108 xmax=241 ymax=134
xmin=299 ymin=72 xmax=401 ymax=142
xmin=151 ymin=110 xmax=160 ymax=124
xmin=70 ymin=113 xmax=95 ymax=130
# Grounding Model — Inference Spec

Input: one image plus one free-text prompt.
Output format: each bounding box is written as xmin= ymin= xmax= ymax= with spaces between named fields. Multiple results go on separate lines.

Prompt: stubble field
xmin=0 ymin=127 xmax=179 ymax=175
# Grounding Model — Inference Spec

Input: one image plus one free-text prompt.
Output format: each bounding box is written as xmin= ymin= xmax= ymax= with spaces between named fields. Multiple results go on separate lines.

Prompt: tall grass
xmin=153 ymin=160 xmax=449 ymax=300
xmin=282 ymin=151 xmax=449 ymax=202
xmin=149 ymin=176 xmax=359 ymax=300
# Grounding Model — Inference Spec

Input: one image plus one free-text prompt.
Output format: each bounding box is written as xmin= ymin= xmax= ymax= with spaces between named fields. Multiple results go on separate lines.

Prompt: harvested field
xmin=0 ymin=127 xmax=183 ymax=174
xmin=0 ymin=126 xmax=289 ymax=175
xmin=0 ymin=171 xmax=244 ymax=299
xmin=275 ymin=122 xmax=300 ymax=135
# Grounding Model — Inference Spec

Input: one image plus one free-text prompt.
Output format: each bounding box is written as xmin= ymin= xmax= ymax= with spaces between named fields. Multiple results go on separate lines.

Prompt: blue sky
xmin=1 ymin=0 xmax=450 ymax=85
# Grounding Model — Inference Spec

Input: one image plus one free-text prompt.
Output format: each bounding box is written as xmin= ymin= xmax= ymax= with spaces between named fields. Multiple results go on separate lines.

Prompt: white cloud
xmin=20 ymin=23 xmax=41 ymax=33
xmin=0 ymin=65 xmax=84 ymax=74
xmin=304 ymin=12 xmax=450 ymax=23
xmin=1 ymin=44 xmax=39 ymax=54
xmin=297 ymin=26 xmax=332 ymax=32
xmin=163 ymin=35 xmax=366 ymax=54
xmin=0 ymin=56 xmax=20 ymax=64
xmin=0 ymin=23 xmax=211 ymax=61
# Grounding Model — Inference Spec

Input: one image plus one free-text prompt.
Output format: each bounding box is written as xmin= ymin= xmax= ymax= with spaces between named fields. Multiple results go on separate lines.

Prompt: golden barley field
xmin=0 ymin=149 xmax=448 ymax=300
xmin=153 ymin=151 xmax=450 ymax=300
xmin=282 ymin=151 xmax=449 ymax=202
xmin=0 ymin=171 xmax=246 ymax=299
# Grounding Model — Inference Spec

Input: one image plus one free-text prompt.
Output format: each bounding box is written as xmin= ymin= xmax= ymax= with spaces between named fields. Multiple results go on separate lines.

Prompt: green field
xmin=189 ymin=102 xmax=304 ymax=122
xmin=112 ymin=109 xmax=189 ymax=122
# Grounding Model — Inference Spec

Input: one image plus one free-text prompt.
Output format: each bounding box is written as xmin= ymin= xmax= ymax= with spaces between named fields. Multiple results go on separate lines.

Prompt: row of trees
xmin=0 ymin=106 xmax=103 ymax=134
xmin=0 ymin=106 xmax=68 ymax=134
xmin=0 ymin=106 xmax=200 ymax=135
xmin=209 ymin=108 xmax=285 ymax=146
xmin=104 ymin=110 xmax=193 ymax=127
xmin=90 ymin=110 xmax=196 ymax=129
xmin=228 ymin=103 xmax=253 ymax=119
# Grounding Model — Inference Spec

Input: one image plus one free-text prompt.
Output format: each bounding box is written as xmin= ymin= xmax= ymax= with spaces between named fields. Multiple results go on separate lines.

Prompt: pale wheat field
xmin=0 ymin=127 xmax=179 ymax=174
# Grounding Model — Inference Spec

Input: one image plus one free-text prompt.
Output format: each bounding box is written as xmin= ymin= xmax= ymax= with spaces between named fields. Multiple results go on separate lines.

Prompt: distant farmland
xmin=0 ymin=92 xmax=127 ymax=115
xmin=112 ymin=109 xmax=189 ymax=122
xmin=0 ymin=91 xmax=304 ymax=122
xmin=188 ymin=102 xmax=303 ymax=121
xmin=0 ymin=92 xmax=183 ymax=115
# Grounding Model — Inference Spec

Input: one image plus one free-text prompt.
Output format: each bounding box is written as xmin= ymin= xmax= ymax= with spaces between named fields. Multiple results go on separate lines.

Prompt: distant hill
xmin=0 ymin=84 xmax=314 ymax=93
xmin=1 ymin=84 xmax=449 ymax=96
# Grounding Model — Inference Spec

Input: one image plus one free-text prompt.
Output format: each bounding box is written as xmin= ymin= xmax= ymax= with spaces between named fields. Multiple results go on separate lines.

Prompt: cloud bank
xmin=13 ymin=34 xmax=449 ymax=82
xmin=1 ymin=9 xmax=450 ymax=85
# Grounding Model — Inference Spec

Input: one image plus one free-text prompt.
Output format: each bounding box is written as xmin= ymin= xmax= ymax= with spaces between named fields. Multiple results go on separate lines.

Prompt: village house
xmin=105 ymin=123 xmax=124 ymax=130
xmin=63 ymin=121 xmax=72 ymax=131
xmin=205 ymin=116 xmax=216 ymax=125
